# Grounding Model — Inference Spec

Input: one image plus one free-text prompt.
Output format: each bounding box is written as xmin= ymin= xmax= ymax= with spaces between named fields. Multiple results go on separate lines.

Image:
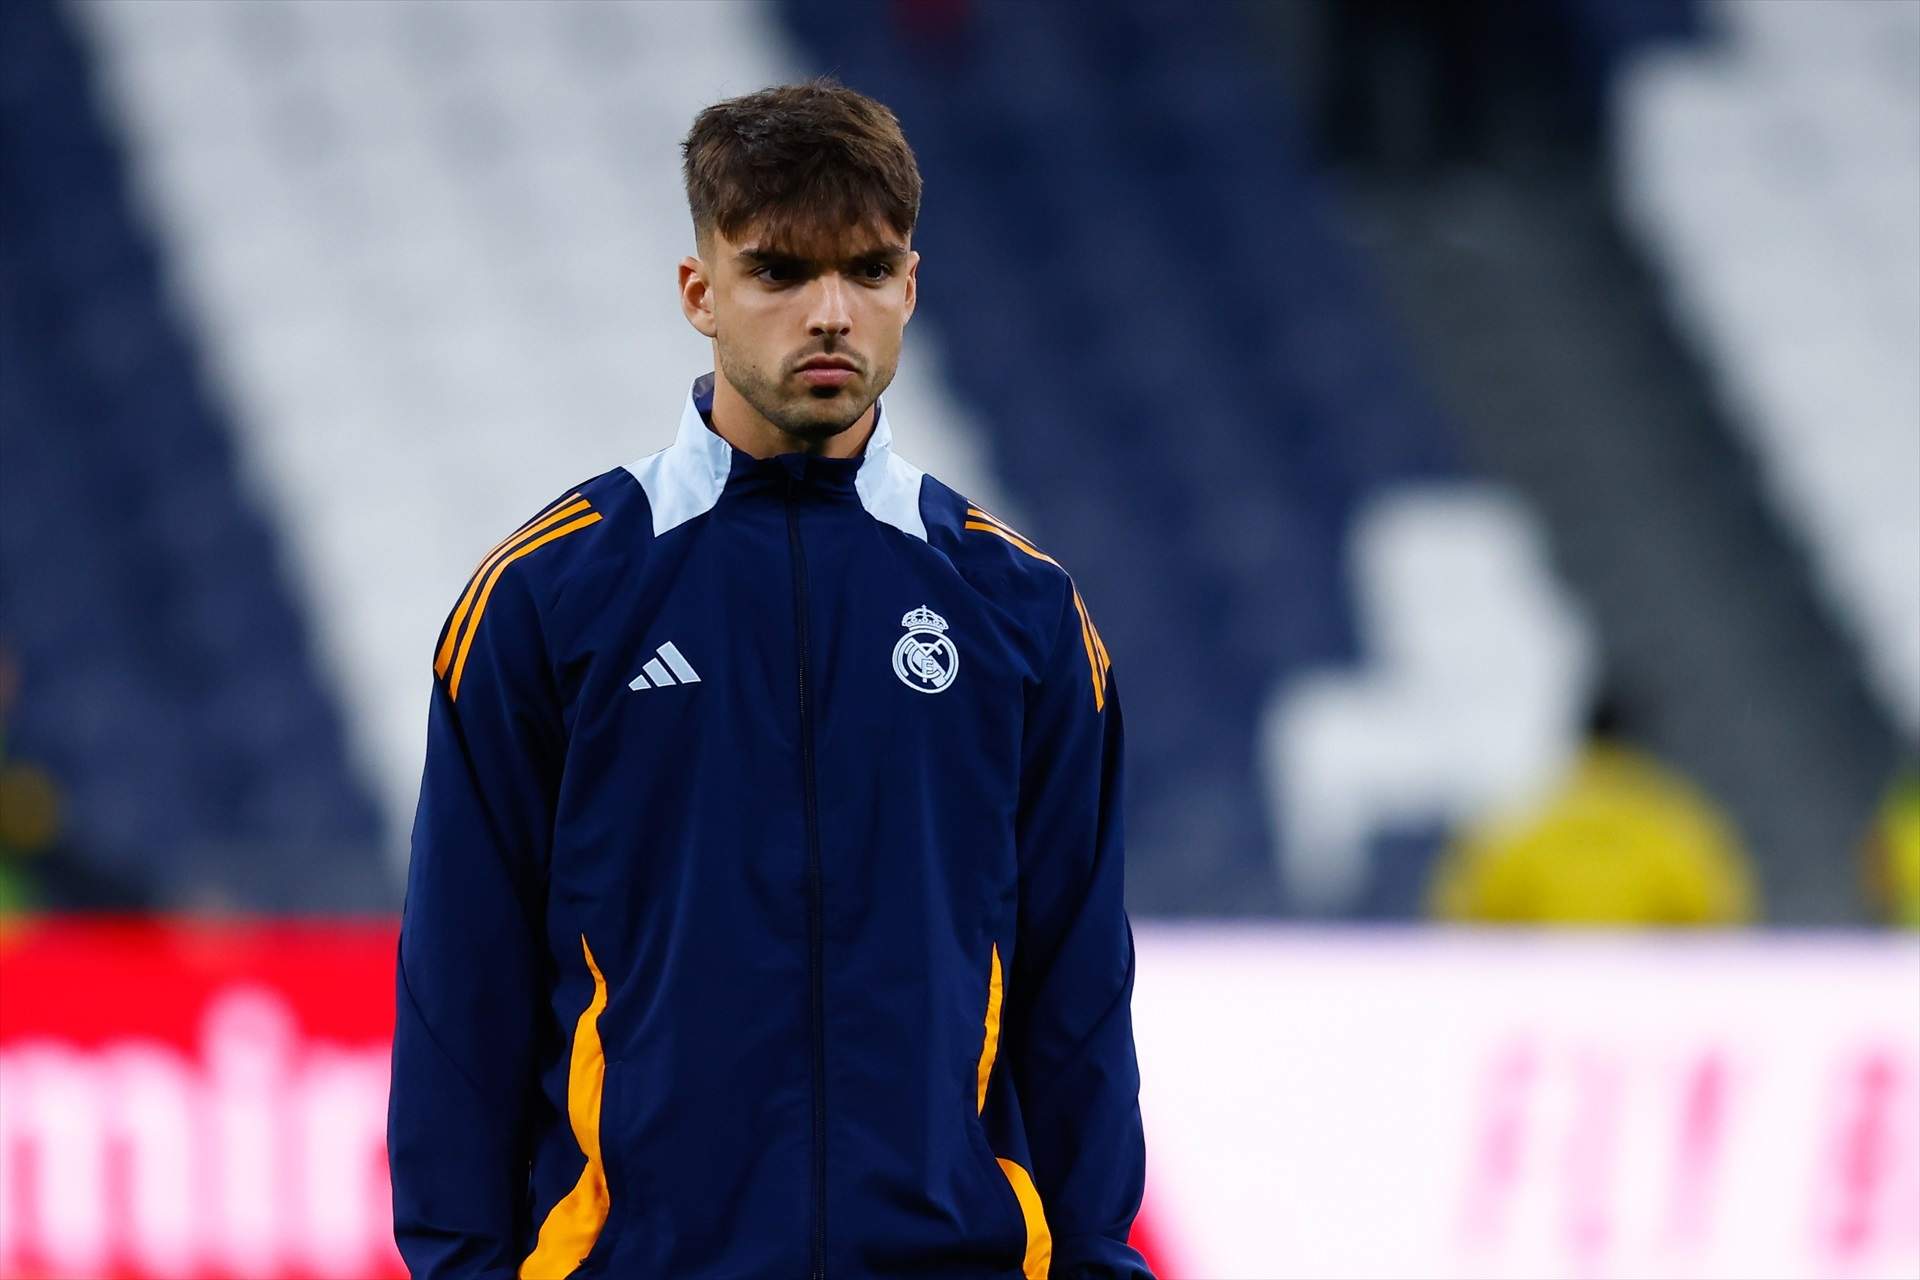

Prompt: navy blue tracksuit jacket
xmin=388 ymin=374 xmax=1149 ymax=1279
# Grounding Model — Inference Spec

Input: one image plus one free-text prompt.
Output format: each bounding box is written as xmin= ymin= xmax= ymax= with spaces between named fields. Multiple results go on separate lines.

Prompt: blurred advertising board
xmin=0 ymin=920 xmax=402 ymax=1280
xmin=1135 ymin=927 xmax=1920 ymax=1280
xmin=1 ymin=921 xmax=1916 ymax=1279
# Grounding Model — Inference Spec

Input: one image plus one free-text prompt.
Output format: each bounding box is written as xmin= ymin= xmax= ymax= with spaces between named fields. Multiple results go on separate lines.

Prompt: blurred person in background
xmin=1428 ymin=691 xmax=1757 ymax=926
xmin=0 ymin=767 xmax=56 ymax=916
xmin=387 ymin=80 xmax=1148 ymax=1279
xmin=0 ymin=641 xmax=44 ymax=914
xmin=0 ymin=640 xmax=144 ymax=915
xmin=1863 ymin=766 xmax=1920 ymax=929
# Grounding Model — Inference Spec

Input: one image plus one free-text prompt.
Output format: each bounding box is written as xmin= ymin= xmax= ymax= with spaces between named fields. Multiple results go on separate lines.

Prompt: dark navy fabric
xmin=389 ymin=377 xmax=1149 ymax=1279
xmin=779 ymin=0 xmax=1462 ymax=918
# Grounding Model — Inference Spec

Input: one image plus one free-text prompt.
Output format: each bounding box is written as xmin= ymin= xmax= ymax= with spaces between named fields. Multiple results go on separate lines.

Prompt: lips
xmin=796 ymin=356 xmax=857 ymax=390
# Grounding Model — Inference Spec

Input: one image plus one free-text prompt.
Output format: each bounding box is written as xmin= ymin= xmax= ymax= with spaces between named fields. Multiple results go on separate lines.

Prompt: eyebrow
xmin=736 ymin=246 xmax=909 ymax=270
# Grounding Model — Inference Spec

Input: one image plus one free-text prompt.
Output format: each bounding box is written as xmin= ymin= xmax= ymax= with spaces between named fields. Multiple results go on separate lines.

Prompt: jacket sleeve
xmin=389 ymin=565 xmax=562 ymax=1277
xmin=1005 ymin=583 xmax=1153 ymax=1279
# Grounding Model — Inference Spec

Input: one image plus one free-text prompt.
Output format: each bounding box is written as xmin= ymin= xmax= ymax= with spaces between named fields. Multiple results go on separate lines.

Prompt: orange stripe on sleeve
xmin=480 ymin=490 xmax=587 ymax=580
xmin=962 ymin=520 xmax=1062 ymax=569
xmin=447 ymin=512 xmax=602 ymax=700
xmin=963 ymin=518 xmax=1110 ymax=711
xmin=1083 ymin=596 xmax=1111 ymax=678
xmin=516 ymin=489 xmax=588 ymax=537
xmin=1068 ymin=589 xmax=1105 ymax=713
xmin=435 ymin=497 xmax=590 ymax=678
xmin=965 ymin=506 xmax=1052 ymax=551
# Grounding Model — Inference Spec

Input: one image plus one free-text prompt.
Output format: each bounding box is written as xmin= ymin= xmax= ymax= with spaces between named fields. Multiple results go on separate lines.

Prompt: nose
xmin=806 ymin=274 xmax=852 ymax=339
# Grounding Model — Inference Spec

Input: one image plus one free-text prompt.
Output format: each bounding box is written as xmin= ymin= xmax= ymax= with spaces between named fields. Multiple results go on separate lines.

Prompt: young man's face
xmin=680 ymin=220 xmax=919 ymax=449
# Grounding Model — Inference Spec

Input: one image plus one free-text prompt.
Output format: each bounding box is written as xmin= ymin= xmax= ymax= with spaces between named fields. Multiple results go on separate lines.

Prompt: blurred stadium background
xmin=0 ymin=0 xmax=1915 ymax=1276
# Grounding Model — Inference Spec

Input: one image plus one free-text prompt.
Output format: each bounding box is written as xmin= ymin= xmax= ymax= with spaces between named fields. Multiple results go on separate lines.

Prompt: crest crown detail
xmin=900 ymin=606 xmax=949 ymax=633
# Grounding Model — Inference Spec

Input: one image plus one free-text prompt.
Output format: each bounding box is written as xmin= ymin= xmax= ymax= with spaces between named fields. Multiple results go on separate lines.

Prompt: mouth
xmin=795 ymin=356 xmax=858 ymax=391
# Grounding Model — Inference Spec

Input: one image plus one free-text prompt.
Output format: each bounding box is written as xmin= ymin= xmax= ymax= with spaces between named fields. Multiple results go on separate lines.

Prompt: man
xmin=1427 ymin=697 xmax=1756 ymax=926
xmin=387 ymin=80 xmax=1151 ymax=1280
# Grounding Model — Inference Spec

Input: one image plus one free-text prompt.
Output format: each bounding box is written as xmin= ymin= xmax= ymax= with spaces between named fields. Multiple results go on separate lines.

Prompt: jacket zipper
xmin=785 ymin=482 xmax=828 ymax=1280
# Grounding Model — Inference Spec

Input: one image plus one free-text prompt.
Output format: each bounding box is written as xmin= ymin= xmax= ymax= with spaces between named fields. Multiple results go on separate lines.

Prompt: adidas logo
xmin=628 ymin=641 xmax=701 ymax=691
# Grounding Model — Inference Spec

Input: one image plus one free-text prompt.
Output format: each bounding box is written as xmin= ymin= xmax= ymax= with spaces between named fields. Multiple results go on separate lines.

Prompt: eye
xmin=857 ymin=261 xmax=894 ymax=282
xmin=754 ymin=262 xmax=798 ymax=284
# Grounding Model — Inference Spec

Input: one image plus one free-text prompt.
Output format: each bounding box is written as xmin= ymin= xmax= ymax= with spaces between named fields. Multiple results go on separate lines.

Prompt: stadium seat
xmin=0 ymin=0 xmax=384 ymax=908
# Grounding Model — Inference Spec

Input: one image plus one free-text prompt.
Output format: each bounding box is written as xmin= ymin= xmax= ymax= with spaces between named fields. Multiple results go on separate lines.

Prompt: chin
xmin=786 ymin=397 xmax=865 ymax=434
xmin=775 ymin=412 xmax=853 ymax=445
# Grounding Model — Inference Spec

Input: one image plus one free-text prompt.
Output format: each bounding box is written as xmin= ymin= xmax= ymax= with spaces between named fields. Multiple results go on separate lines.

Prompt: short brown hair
xmin=682 ymin=79 xmax=922 ymax=250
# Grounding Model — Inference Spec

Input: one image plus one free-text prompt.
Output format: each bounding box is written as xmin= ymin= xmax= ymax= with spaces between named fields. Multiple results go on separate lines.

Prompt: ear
xmin=679 ymin=254 xmax=717 ymax=339
xmin=902 ymin=250 xmax=920 ymax=325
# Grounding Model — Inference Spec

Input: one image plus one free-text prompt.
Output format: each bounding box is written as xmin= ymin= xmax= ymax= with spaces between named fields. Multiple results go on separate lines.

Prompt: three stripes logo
xmin=628 ymin=642 xmax=701 ymax=691
xmin=435 ymin=491 xmax=602 ymax=701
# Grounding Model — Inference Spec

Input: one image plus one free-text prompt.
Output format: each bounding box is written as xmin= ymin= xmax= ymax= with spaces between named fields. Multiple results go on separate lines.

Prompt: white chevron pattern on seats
xmin=1618 ymin=0 xmax=1920 ymax=736
xmin=75 ymin=0 xmax=1009 ymax=872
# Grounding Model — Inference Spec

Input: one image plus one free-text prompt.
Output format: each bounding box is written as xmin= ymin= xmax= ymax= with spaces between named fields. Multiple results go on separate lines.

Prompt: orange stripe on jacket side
xmin=976 ymin=942 xmax=1002 ymax=1114
xmin=520 ymin=935 xmax=611 ymax=1279
xmin=974 ymin=943 xmax=1051 ymax=1279
xmin=447 ymin=512 xmax=602 ymax=700
xmin=963 ymin=519 xmax=1110 ymax=712
xmin=435 ymin=496 xmax=589 ymax=677
xmin=997 ymin=1158 xmax=1053 ymax=1280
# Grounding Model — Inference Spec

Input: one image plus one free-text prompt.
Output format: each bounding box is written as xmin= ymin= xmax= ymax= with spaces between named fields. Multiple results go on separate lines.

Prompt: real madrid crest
xmin=892 ymin=605 xmax=959 ymax=694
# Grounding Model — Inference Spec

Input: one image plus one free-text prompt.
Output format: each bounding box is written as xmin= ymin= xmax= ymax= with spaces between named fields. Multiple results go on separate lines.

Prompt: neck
xmin=708 ymin=369 xmax=876 ymax=460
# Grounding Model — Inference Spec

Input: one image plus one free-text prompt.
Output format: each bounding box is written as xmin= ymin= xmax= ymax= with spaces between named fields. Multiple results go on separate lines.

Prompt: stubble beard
xmin=716 ymin=341 xmax=894 ymax=447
